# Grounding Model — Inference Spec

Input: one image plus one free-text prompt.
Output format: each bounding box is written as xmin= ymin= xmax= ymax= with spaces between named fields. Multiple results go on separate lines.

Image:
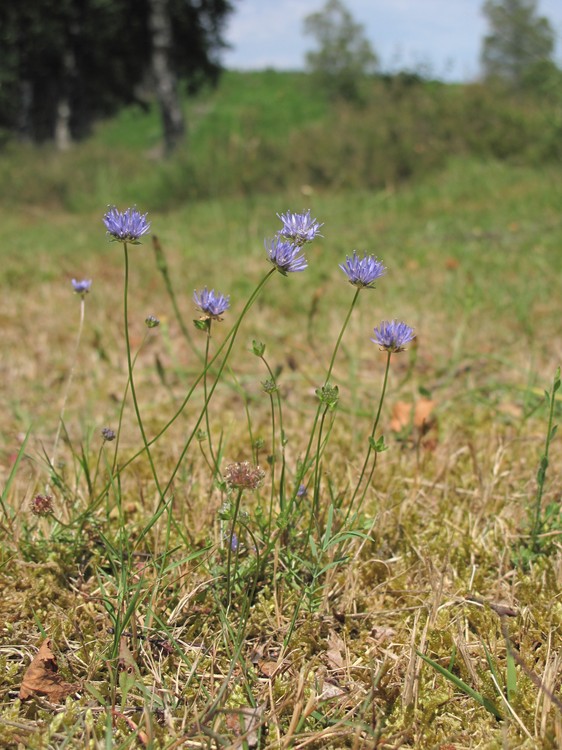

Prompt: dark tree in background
xmin=481 ymin=0 xmax=556 ymax=86
xmin=0 ymin=0 xmax=233 ymax=152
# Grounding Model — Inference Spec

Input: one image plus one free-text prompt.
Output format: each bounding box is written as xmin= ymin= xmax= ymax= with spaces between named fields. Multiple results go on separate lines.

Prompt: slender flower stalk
xmin=202 ymin=320 xmax=219 ymax=474
xmin=122 ymin=242 xmax=164 ymax=501
xmin=162 ymin=270 xmax=276 ymax=499
xmin=291 ymin=288 xmax=361 ymax=512
xmin=346 ymin=322 xmax=415 ymax=523
xmin=48 ymin=284 xmax=88 ymax=493
xmin=345 ymin=350 xmax=392 ymax=523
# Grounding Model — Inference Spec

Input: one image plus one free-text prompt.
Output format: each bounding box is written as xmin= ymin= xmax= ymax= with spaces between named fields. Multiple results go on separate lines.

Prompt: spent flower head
xmin=145 ymin=314 xmax=160 ymax=329
xmin=371 ymin=320 xmax=415 ymax=353
xmin=30 ymin=494 xmax=54 ymax=516
xmin=266 ymin=237 xmax=308 ymax=275
xmin=339 ymin=252 xmax=386 ymax=288
xmin=193 ymin=287 xmax=230 ymax=320
xmin=103 ymin=206 xmax=151 ymax=243
xmin=277 ymin=210 xmax=322 ymax=246
xmin=72 ymin=278 xmax=92 ymax=296
xmin=224 ymin=461 xmax=265 ymax=491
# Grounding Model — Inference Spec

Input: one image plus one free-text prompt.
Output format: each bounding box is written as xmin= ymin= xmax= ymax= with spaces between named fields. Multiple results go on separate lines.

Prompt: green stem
xmin=226 ymin=489 xmax=243 ymax=609
xmin=531 ymin=368 xmax=560 ymax=547
xmin=203 ymin=320 xmax=219 ymax=474
xmin=346 ymin=350 xmax=392 ymax=524
xmin=123 ymin=243 xmax=163 ymax=500
xmin=290 ymin=288 xmax=361 ymax=514
xmin=48 ymin=294 xmax=86 ymax=492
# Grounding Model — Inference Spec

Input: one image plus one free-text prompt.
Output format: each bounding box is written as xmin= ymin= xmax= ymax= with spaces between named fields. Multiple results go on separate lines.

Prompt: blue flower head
xmin=103 ymin=206 xmax=151 ymax=243
xmin=277 ymin=210 xmax=322 ymax=246
xmin=371 ymin=320 xmax=415 ymax=353
xmin=339 ymin=252 xmax=386 ymax=288
xmin=72 ymin=278 xmax=92 ymax=296
xmin=193 ymin=287 xmax=230 ymax=320
xmin=296 ymin=484 xmax=308 ymax=498
xmin=266 ymin=237 xmax=308 ymax=275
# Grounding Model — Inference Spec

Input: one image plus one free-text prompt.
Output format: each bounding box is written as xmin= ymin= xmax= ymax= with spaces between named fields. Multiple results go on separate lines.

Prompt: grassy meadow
xmin=0 ymin=71 xmax=562 ymax=748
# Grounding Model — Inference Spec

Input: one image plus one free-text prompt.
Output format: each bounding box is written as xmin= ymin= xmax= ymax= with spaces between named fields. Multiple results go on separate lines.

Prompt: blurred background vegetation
xmin=0 ymin=0 xmax=560 ymax=213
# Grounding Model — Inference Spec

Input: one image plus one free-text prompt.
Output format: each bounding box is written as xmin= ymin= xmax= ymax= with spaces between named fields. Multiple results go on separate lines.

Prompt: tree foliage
xmin=481 ymin=0 xmax=556 ymax=85
xmin=303 ymin=0 xmax=378 ymax=102
xmin=0 ymin=0 xmax=233 ymax=144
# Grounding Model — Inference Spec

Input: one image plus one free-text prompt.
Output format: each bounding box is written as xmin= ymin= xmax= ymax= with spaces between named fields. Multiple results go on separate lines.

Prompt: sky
xmin=222 ymin=0 xmax=562 ymax=82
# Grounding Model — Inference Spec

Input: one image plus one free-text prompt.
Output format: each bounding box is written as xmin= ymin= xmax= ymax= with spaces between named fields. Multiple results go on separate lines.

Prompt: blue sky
xmin=222 ymin=0 xmax=562 ymax=82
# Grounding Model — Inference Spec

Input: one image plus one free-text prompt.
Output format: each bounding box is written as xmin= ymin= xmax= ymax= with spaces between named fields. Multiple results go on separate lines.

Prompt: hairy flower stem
xmin=203 ymin=320 xmax=219 ymax=475
xmin=226 ymin=489 xmax=243 ymax=609
xmin=123 ymin=243 xmax=164 ymax=500
xmin=48 ymin=295 xmax=86 ymax=494
xmin=260 ymin=353 xmax=287 ymax=525
xmin=345 ymin=350 xmax=392 ymax=524
xmin=111 ymin=335 xmax=148 ymax=475
xmin=291 ymin=289 xmax=361 ymax=513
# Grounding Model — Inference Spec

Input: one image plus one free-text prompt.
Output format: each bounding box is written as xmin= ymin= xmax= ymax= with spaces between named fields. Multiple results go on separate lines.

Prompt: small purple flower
xmin=229 ymin=532 xmax=239 ymax=552
xmin=101 ymin=427 xmax=116 ymax=442
xmin=277 ymin=210 xmax=322 ymax=246
xmin=339 ymin=252 xmax=386 ymax=288
xmin=193 ymin=287 xmax=230 ymax=319
xmin=371 ymin=320 xmax=415 ymax=353
xmin=72 ymin=278 xmax=92 ymax=296
xmin=296 ymin=484 xmax=307 ymax=498
xmin=103 ymin=206 xmax=151 ymax=243
xmin=266 ymin=237 xmax=308 ymax=275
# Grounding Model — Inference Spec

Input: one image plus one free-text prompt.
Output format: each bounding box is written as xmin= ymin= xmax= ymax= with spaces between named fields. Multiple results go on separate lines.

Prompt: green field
xmin=1 ymin=71 xmax=561 ymax=748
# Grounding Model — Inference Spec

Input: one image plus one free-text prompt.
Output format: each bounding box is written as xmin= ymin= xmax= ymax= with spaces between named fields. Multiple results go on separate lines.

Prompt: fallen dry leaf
xmin=390 ymin=398 xmax=436 ymax=433
xmin=325 ymin=630 xmax=346 ymax=670
xmin=225 ymin=704 xmax=265 ymax=749
xmin=19 ymin=639 xmax=80 ymax=702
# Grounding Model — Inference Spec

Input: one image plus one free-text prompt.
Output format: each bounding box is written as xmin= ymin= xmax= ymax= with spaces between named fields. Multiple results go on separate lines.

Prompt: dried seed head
xmin=30 ymin=494 xmax=54 ymax=516
xmin=224 ymin=461 xmax=265 ymax=491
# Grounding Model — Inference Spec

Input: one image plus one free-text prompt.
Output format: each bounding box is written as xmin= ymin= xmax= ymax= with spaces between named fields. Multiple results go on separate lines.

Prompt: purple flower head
xmin=101 ymin=427 xmax=116 ymax=442
xmin=103 ymin=206 xmax=151 ymax=243
xmin=277 ymin=209 xmax=323 ymax=246
xmin=371 ymin=320 xmax=415 ymax=353
xmin=71 ymin=278 xmax=92 ymax=296
xmin=339 ymin=252 xmax=386 ymax=289
xmin=193 ymin=287 xmax=230 ymax=320
xmin=266 ymin=237 xmax=308 ymax=275
xmin=296 ymin=484 xmax=308 ymax=498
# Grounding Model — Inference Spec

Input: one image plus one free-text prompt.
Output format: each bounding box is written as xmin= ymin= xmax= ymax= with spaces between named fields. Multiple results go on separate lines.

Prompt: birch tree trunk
xmin=148 ymin=0 xmax=186 ymax=154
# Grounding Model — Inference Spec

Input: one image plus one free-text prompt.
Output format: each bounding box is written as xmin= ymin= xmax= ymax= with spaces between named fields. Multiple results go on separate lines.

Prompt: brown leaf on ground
xmin=325 ymin=630 xmax=346 ymax=670
xmin=390 ymin=398 xmax=436 ymax=433
xmin=224 ymin=704 xmax=265 ymax=749
xmin=19 ymin=639 xmax=80 ymax=702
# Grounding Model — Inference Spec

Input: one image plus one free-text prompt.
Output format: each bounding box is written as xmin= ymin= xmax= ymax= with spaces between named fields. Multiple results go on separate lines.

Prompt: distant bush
xmin=1 ymin=71 xmax=561 ymax=210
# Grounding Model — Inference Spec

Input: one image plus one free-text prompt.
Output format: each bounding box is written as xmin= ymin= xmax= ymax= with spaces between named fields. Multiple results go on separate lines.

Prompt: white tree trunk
xmin=148 ymin=0 xmax=186 ymax=154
